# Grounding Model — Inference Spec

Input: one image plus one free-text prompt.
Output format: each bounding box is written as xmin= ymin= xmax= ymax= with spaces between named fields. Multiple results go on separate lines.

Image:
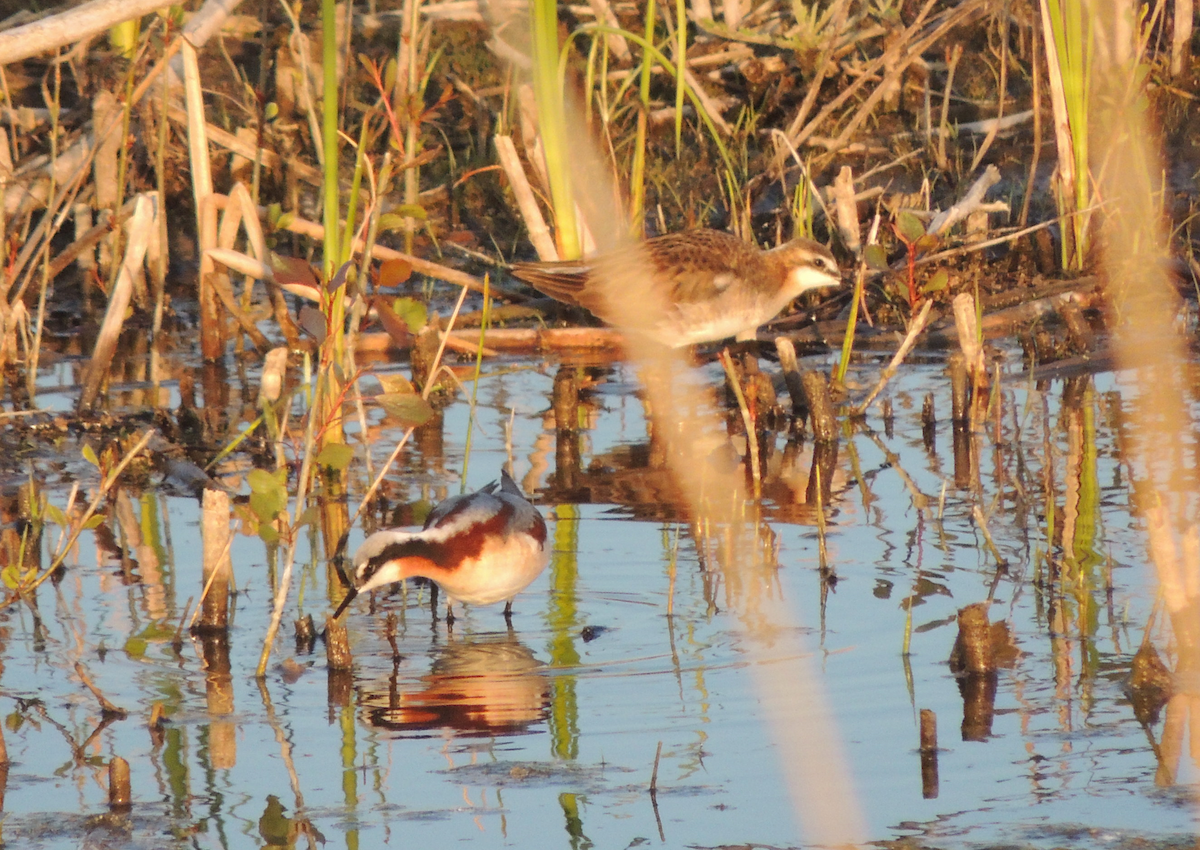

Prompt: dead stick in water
xmin=971 ymin=504 xmax=1007 ymax=569
xmin=75 ymin=661 xmax=127 ymax=717
xmin=649 ymin=739 xmax=664 ymax=841
xmin=854 ymin=299 xmax=934 ymax=416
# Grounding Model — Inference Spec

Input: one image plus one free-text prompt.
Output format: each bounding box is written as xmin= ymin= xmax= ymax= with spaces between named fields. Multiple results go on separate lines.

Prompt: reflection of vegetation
xmin=559 ymin=791 xmax=594 ymax=850
xmin=546 ymin=505 xmax=581 ymax=761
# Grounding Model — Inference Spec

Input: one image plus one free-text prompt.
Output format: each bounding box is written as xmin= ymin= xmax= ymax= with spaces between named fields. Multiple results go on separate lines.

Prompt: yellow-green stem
xmin=531 ymin=0 xmax=581 ymax=258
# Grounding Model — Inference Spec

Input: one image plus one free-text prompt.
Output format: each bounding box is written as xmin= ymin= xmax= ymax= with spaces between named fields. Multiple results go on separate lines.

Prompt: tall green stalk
xmin=319 ymin=0 xmax=346 ymax=449
xmin=322 ymin=0 xmax=341 ymax=279
xmin=1041 ymin=0 xmax=1091 ymax=270
xmin=530 ymin=0 xmax=581 ymax=259
xmin=628 ymin=0 xmax=656 ymax=234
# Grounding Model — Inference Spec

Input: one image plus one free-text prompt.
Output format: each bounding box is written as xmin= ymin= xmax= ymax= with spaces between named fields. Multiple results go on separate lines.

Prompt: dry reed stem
xmin=831 ymin=166 xmax=860 ymax=255
xmin=784 ymin=0 xmax=851 ymax=142
xmin=91 ymin=90 xmax=121 ymax=272
xmin=78 ymin=193 xmax=156 ymax=410
xmin=950 ymin=293 xmax=984 ymax=378
xmin=49 ymin=205 xmax=133 ymax=280
xmin=262 ymin=206 xmax=522 ymax=300
xmin=789 ymin=0 xmax=979 ymax=151
xmin=495 ymin=134 xmax=558 ymax=261
xmin=586 ymin=0 xmax=631 ymax=62
xmin=928 ymin=165 xmax=1004 ymax=236
xmin=357 ymin=326 xmax=624 ymax=355
xmin=0 ymin=0 xmax=173 ymax=65
xmin=680 ymin=66 xmax=732 ymax=135
xmin=164 ymin=104 xmax=322 ymax=184
xmin=181 ymin=39 xmax=221 ymax=360
xmin=7 ymin=38 xmax=181 ymax=306
xmin=1172 ymin=0 xmax=1193 ymax=75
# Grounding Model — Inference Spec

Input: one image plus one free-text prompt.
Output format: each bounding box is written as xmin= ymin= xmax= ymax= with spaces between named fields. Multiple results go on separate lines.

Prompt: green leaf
xmin=0 ymin=565 xmax=19 ymax=589
xmin=259 ymin=523 xmax=280 ymax=545
xmin=378 ymin=206 xmax=428 ymax=233
xmin=922 ymin=270 xmax=950 ymax=293
xmin=896 ymin=210 xmax=925 ymax=243
xmin=82 ymin=444 xmax=100 ymax=468
xmin=391 ymin=204 xmax=427 ymax=221
xmin=377 ymin=392 xmax=435 ymax=427
xmin=250 ymin=488 xmax=287 ymax=524
xmin=863 ymin=244 xmax=889 ymax=271
xmin=264 ymin=102 xmax=279 ymax=122
xmin=84 ymin=514 xmax=106 ymax=530
xmin=392 ymin=297 xmax=427 ymax=333
xmin=376 ymin=373 xmax=416 ymax=395
xmin=294 ymin=506 xmax=319 ymax=529
xmin=316 ymin=442 xmax=354 ymax=471
xmin=915 ymin=233 xmax=940 ymax=254
xmin=44 ymin=502 xmax=67 ymax=528
xmin=247 ymin=469 xmax=279 ymax=494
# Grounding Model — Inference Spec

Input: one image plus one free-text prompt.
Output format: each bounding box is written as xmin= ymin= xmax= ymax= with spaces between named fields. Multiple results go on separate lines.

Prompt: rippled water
xmin=0 ymin=342 xmax=1194 ymax=849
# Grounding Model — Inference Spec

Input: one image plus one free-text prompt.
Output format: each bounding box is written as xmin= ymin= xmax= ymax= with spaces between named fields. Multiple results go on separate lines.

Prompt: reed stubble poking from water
xmin=107 ymin=756 xmax=131 ymax=811
xmin=195 ymin=487 xmax=234 ymax=633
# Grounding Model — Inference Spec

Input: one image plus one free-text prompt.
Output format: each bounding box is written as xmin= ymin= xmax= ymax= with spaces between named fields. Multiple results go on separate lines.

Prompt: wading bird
xmin=334 ymin=471 xmax=548 ymax=624
xmin=510 ymin=229 xmax=843 ymax=347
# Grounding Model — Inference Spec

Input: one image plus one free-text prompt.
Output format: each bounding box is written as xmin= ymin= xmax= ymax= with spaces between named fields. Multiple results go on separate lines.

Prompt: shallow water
xmin=0 ymin=342 xmax=1195 ymax=849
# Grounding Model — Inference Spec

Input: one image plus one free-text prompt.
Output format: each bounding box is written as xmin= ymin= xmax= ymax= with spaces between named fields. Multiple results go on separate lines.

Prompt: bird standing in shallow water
xmin=334 ymin=471 xmax=548 ymax=624
xmin=510 ymin=229 xmax=843 ymax=347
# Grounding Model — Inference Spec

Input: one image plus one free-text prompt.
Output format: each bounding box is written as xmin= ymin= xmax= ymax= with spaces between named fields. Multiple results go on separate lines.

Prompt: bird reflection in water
xmin=360 ymin=632 xmax=550 ymax=737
